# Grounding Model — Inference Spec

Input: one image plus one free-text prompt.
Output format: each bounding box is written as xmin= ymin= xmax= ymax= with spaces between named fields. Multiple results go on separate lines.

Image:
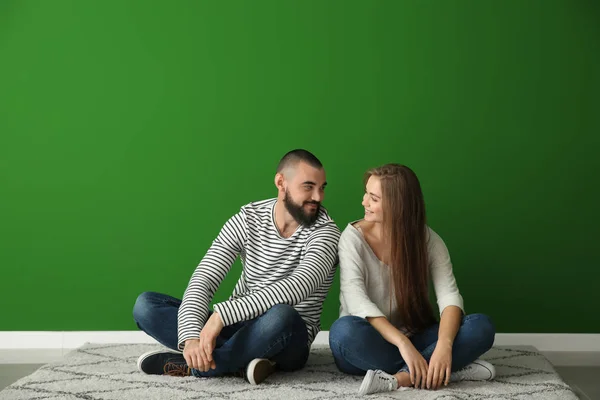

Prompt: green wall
xmin=1 ymin=1 xmax=598 ymax=333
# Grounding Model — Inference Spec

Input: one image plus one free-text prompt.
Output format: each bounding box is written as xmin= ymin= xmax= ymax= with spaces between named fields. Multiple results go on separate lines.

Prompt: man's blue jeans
xmin=133 ymin=291 xmax=310 ymax=377
xmin=329 ymin=314 xmax=495 ymax=375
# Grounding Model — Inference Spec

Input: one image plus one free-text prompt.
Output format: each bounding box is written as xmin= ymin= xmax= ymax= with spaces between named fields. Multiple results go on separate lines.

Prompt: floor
xmin=1 ymin=359 xmax=599 ymax=399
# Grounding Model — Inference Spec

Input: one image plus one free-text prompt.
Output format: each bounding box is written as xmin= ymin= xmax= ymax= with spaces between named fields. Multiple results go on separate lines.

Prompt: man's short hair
xmin=276 ymin=149 xmax=323 ymax=174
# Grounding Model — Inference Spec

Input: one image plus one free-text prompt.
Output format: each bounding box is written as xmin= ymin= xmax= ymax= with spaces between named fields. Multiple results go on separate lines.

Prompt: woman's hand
xmin=427 ymin=340 xmax=452 ymax=389
xmin=397 ymin=340 xmax=429 ymax=389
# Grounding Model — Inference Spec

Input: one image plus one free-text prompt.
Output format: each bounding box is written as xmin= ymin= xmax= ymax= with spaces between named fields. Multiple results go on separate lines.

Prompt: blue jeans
xmin=329 ymin=314 xmax=495 ymax=375
xmin=133 ymin=291 xmax=310 ymax=377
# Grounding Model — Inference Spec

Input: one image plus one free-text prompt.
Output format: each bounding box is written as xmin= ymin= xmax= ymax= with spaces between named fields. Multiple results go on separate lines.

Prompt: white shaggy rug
xmin=0 ymin=344 xmax=577 ymax=399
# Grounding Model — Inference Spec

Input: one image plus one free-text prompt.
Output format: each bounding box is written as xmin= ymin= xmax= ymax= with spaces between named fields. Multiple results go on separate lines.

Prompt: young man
xmin=133 ymin=149 xmax=340 ymax=384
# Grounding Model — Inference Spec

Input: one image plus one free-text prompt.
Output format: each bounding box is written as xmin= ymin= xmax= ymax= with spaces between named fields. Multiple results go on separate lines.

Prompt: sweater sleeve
xmin=212 ymin=223 xmax=340 ymax=326
xmin=428 ymin=228 xmax=465 ymax=316
xmin=176 ymin=211 xmax=246 ymax=350
xmin=338 ymin=230 xmax=386 ymax=319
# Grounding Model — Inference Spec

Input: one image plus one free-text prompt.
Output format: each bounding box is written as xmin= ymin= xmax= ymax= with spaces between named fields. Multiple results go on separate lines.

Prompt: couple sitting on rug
xmin=132 ymin=149 xmax=496 ymax=396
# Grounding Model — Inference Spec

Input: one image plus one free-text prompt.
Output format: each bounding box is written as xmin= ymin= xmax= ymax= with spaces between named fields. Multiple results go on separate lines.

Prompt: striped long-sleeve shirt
xmin=176 ymin=198 xmax=341 ymax=351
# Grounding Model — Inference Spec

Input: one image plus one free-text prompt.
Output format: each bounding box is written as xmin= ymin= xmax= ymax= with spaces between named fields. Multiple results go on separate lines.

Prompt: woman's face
xmin=362 ymin=176 xmax=383 ymax=222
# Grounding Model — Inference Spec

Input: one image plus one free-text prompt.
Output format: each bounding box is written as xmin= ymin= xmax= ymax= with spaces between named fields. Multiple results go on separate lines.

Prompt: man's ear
xmin=274 ymin=172 xmax=286 ymax=193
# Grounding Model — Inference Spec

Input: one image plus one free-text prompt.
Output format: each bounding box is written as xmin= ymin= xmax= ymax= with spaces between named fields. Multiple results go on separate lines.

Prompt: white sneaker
xmin=451 ymin=359 xmax=496 ymax=382
xmin=245 ymin=358 xmax=276 ymax=385
xmin=358 ymin=369 xmax=398 ymax=396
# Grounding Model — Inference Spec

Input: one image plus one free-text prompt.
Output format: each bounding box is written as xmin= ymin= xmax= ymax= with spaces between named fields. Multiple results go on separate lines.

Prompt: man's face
xmin=282 ymin=162 xmax=327 ymax=226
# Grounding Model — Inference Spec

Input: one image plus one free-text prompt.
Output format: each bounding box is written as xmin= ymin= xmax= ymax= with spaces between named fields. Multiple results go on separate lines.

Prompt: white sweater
xmin=338 ymin=223 xmax=464 ymax=331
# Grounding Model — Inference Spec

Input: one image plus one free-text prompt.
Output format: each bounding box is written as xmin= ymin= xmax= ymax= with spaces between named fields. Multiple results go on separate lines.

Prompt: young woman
xmin=329 ymin=164 xmax=496 ymax=395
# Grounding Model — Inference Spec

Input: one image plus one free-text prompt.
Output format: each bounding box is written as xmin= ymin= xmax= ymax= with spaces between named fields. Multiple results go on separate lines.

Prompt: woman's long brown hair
xmin=364 ymin=164 xmax=436 ymax=334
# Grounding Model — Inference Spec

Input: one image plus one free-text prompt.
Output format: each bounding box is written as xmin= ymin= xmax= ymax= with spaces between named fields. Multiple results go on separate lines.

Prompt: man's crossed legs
xmin=133 ymin=291 xmax=309 ymax=384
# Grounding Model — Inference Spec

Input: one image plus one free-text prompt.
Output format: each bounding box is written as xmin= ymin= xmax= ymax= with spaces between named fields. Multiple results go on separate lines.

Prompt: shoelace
xmin=457 ymin=364 xmax=478 ymax=379
xmin=371 ymin=373 xmax=394 ymax=392
xmin=164 ymin=361 xmax=190 ymax=377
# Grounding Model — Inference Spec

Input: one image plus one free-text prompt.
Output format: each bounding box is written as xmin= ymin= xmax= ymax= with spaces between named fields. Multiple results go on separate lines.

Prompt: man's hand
xmin=183 ymin=339 xmax=202 ymax=370
xmin=183 ymin=312 xmax=224 ymax=372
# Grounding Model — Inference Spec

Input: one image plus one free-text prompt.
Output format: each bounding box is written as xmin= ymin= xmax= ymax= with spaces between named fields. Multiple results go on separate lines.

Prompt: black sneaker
xmin=137 ymin=349 xmax=191 ymax=377
xmin=245 ymin=358 xmax=276 ymax=385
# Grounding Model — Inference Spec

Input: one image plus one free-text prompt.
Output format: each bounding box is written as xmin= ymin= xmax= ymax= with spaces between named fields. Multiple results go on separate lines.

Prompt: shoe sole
xmin=358 ymin=369 xmax=375 ymax=395
xmin=137 ymin=349 xmax=183 ymax=374
xmin=247 ymin=359 xmax=275 ymax=385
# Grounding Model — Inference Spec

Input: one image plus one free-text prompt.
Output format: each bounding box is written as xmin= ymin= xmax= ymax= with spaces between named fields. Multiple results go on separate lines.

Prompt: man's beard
xmin=283 ymin=190 xmax=320 ymax=226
